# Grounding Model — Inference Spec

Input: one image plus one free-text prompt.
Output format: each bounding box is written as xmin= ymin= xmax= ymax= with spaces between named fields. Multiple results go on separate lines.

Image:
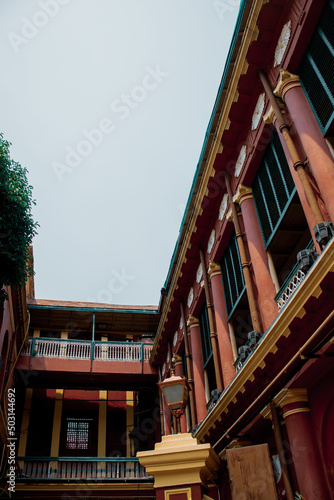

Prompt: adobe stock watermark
xmin=212 ymin=0 xmax=240 ymax=21
xmin=86 ymin=268 xmax=135 ymax=304
xmin=52 ymin=64 xmax=169 ymax=182
xmin=7 ymin=0 xmax=71 ymax=54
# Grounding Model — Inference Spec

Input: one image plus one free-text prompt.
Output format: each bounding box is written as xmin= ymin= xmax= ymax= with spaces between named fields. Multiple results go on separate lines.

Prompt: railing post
xmin=30 ymin=337 xmax=35 ymax=357
xmin=91 ymin=312 xmax=96 ymax=361
xmin=140 ymin=343 xmax=144 ymax=362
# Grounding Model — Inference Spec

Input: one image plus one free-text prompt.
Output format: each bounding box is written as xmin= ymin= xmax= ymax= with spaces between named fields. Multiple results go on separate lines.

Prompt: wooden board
xmin=226 ymin=444 xmax=278 ymax=500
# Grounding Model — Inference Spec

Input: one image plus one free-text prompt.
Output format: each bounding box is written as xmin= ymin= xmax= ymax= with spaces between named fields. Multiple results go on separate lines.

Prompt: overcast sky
xmin=0 ymin=0 xmax=239 ymax=306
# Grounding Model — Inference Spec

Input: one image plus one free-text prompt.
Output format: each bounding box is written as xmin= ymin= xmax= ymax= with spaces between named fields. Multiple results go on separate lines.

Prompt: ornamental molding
xmin=187 ymin=315 xmax=199 ymax=328
xmin=274 ymin=20 xmax=291 ymax=68
xmin=275 ymin=388 xmax=309 ymax=408
xmin=274 ymin=69 xmax=300 ymax=101
xmin=166 ymin=351 xmax=170 ymax=363
xmin=187 ymin=287 xmax=194 ymax=308
xmin=162 ymin=363 xmax=166 ymax=376
xmin=207 ymin=229 xmax=216 ymax=254
xmin=173 ymin=331 xmax=178 ymax=347
xmin=234 ymin=145 xmax=247 ymax=178
xmin=263 ymin=105 xmax=275 ymax=125
xmin=179 ymin=316 xmax=183 ymax=330
xmin=226 ymin=209 xmax=233 ymax=222
xmin=196 ymin=263 xmax=203 ymax=283
xmin=233 ymin=185 xmax=253 ymax=205
xmin=252 ymin=93 xmax=265 ymax=130
xmin=208 ymin=261 xmax=221 ymax=277
xmin=218 ymin=193 xmax=228 ymax=221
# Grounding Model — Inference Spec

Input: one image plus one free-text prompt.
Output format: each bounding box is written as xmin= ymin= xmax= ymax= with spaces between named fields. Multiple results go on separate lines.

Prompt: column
xmin=208 ymin=262 xmax=235 ymax=388
xmin=126 ymin=391 xmax=134 ymax=456
xmin=98 ymin=390 xmax=107 ymax=478
xmin=173 ymin=354 xmax=187 ymax=433
xmin=60 ymin=331 xmax=68 ymax=358
xmin=188 ymin=316 xmax=207 ymax=423
xmin=233 ymin=185 xmax=278 ymax=331
xmin=17 ymin=388 xmax=33 ymax=470
xmin=277 ymin=389 xmax=330 ymax=500
xmin=50 ymin=389 xmax=63 ymax=478
xmin=274 ymin=69 xmax=334 ymax=222
xmin=264 ymin=105 xmax=322 ymax=247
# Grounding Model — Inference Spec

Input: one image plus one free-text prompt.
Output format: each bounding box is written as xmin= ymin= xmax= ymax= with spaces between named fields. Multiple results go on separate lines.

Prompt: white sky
xmin=0 ymin=0 xmax=239 ymax=306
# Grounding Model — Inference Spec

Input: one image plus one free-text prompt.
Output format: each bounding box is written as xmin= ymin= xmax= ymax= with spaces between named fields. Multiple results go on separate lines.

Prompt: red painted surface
xmin=239 ymin=195 xmax=278 ymax=331
xmin=209 ymin=272 xmax=235 ymax=388
xmin=284 ymin=85 xmax=334 ymax=222
xmin=283 ymin=402 xmax=330 ymax=500
xmin=189 ymin=322 xmax=207 ymax=423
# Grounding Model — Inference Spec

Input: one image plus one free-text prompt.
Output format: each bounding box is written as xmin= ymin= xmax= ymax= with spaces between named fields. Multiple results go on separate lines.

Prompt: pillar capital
xmin=273 ymin=69 xmax=300 ymax=102
xmin=276 ymin=388 xmax=308 ymax=407
xmin=187 ymin=315 xmax=199 ymax=328
xmin=208 ymin=261 xmax=221 ymax=278
xmin=172 ymin=353 xmax=182 ymax=364
xmin=233 ymin=185 xmax=253 ymax=205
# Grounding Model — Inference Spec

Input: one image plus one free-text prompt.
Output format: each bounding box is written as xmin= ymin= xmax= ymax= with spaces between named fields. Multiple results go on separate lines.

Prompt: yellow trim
xmin=98 ymin=390 xmax=107 ymax=458
xmin=273 ymin=69 xmax=300 ymax=101
xmin=50 ymin=389 xmax=63 ymax=458
xmin=195 ymin=239 xmax=334 ymax=441
xmin=151 ymin=0 xmax=268 ymax=365
xmin=187 ymin=315 xmax=199 ymax=328
xmin=233 ymin=185 xmax=253 ymax=205
xmin=17 ymin=388 xmax=33 ymax=458
xmin=33 ymin=329 xmax=40 ymax=337
xmin=126 ymin=391 xmax=134 ymax=457
xmin=165 ymin=487 xmax=192 ymax=500
xmin=283 ymin=407 xmax=310 ymax=419
xmin=276 ymin=388 xmax=308 ymax=407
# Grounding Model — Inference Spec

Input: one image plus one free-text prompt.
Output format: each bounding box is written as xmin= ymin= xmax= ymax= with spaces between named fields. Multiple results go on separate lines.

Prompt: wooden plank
xmin=226 ymin=444 xmax=278 ymax=500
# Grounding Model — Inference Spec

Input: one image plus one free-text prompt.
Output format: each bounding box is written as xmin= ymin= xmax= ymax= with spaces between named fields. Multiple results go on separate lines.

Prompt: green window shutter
xmin=220 ymin=232 xmax=246 ymax=318
xmin=299 ymin=0 xmax=334 ymax=134
xmin=253 ymin=131 xmax=296 ymax=247
xmin=199 ymin=304 xmax=212 ymax=367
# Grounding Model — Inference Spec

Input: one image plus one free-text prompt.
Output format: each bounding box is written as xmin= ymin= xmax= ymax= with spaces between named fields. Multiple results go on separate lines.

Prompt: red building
xmin=0 ymin=0 xmax=333 ymax=499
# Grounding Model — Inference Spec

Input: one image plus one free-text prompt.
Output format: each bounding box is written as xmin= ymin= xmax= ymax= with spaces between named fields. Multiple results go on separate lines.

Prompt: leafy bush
xmin=0 ymin=133 xmax=38 ymax=302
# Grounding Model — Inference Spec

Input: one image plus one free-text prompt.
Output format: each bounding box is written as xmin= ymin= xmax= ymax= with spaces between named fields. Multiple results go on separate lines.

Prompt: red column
xmin=174 ymin=354 xmax=188 ymax=433
xmin=234 ymin=186 xmax=278 ymax=331
xmin=269 ymin=111 xmax=321 ymax=247
xmin=188 ymin=316 xmax=207 ymax=423
xmin=208 ymin=262 xmax=235 ymax=388
xmin=275 ymin=69 xmax=334 ymax=222
xmin=279 ymin=390 xmax=330 ymax=500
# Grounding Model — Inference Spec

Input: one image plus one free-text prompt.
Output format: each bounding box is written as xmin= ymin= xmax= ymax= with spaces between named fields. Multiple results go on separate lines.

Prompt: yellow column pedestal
xmin=98 ymin=390 xmax=107 ymax=478
xmin=50 ymin=389 xmax=63 ymax=479
xmin=137 ymin=433 xmax=220 ymax=489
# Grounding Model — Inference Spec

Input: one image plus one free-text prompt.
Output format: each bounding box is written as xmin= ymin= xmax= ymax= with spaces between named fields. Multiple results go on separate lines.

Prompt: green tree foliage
xmin=0 ymin=133 xmax=38 ymax=302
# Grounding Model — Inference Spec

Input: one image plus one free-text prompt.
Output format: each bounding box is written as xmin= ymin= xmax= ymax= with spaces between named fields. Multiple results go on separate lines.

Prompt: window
xmin=299 ymin=0 xmax=334 ymax=134
xmin=198 ymin=304 xmax=212 ymax=367
xmin=252 ymin=131 xmax=296 ymax=248
xmin=220 ymin=232 xmax=246 ymax=319
xmin=66 ymin=418 xmax=92 ymax=450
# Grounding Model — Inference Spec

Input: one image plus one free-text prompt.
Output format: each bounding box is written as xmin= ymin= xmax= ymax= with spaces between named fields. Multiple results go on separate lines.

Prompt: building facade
xmin=0 ymin=0 xmax=333 ymax=499
xmin=144 ymin=0 xmax=334 ymax=498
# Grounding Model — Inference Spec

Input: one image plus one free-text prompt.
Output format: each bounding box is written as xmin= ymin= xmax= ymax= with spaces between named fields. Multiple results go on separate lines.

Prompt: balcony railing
xmin=21 ymin=338 xmax=153 ymax=363
xmin=17 ymin=457 xmax=151 ymax=481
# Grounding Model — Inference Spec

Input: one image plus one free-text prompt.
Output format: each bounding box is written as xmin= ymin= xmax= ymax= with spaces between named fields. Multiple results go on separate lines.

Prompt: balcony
xmin=16 ymin=338 xmax=157 ymax=388
xmin=17 ymin=456 xmax=151 ymax=481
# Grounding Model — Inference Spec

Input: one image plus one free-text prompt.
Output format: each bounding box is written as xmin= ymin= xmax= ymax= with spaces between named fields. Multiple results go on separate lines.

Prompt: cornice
xmin=233 ymin=185 xmax=253 ymax=205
